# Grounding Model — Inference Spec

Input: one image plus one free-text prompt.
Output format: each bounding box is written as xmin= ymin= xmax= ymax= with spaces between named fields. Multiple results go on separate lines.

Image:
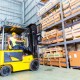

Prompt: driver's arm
xmin=16 ymin=39 xmax=24 ymax=42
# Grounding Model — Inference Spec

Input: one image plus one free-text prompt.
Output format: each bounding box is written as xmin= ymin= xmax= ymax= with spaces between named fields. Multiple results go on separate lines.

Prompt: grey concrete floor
xmin=0 ymin=65 xmax=80 ymax=80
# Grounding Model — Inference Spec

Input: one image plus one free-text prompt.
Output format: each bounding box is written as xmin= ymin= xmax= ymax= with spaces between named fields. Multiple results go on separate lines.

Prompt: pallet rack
xmin=38 ymin=0 xmax=80 ymax=68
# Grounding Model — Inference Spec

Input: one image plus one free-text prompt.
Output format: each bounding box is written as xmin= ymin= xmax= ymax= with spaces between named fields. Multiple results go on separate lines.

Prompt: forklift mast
xmin=26 ymin=24 xmax=38 ymax=58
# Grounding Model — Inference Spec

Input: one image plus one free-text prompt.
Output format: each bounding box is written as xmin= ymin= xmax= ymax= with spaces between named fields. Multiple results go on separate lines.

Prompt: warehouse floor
xmin=0 ymin=65 xmax=80 ymax=80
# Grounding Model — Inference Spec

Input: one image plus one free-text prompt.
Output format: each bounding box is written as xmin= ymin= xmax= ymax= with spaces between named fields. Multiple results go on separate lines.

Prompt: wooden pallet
xmin=39 ymin=57 xmax=67 ymax=67
xmin=59 ymin=58 xmax=67 ymax=67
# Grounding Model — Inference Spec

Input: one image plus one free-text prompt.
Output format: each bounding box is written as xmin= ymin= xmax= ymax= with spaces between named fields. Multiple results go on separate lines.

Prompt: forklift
xmin=0 ymin=24 xmax=39 ymax=76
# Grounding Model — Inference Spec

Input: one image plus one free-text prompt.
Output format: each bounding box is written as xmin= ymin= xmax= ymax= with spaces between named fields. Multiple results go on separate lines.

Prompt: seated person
xmin=8 ymin=32 xmax=27 ymax=53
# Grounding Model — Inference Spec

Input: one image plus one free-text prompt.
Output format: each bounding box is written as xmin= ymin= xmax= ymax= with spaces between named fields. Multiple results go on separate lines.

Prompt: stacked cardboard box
xmin=46 ymin=12 xmax=55 ymax=27
xmin=42 ymin=29 xmax=58 ymax=44
xmin=42 ymin=29 xmax=64 ymax=44
xmin=38 ymin=0 xmax=58 ymax=16
xmin=54 ymin=9 xmax=61 ymax=22
xmin=42 ymin=33 xmax=49 ymax=44
xmin=43 ymin=46 xmax=65 ymax=58
xmin=70 ymin=0 xmax=80 ymax=14
xmin=62 ymin=0 xmax=80 ymax=18
xmin=72 ymin=23 xmax=80 ymax=39
xmin=65 ymin=27 xmax=73 ymax=39
xmin=40 ymin=17 xmax=49 ymax=29
xmin=57 ymin=30 xmax=63 ymax=42
xmin=47 ymin=29 xmax=58 ymax=44
xmin=62 ymin=0 xmax=71 ymax=18
xmin=40 ymin=9 xmax=61 ymax=30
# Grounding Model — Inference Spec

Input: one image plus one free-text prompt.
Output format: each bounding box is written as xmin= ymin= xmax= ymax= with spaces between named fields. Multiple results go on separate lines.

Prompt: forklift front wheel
xmin=0 ymin=66 xmax=11 ymax=76
xmin=30 ymin=60 xmax=39 ymax=71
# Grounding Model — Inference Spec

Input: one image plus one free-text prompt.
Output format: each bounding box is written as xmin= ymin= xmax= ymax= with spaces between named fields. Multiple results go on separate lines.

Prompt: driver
xmin=8 ymin=32 xmax=27 ymax=52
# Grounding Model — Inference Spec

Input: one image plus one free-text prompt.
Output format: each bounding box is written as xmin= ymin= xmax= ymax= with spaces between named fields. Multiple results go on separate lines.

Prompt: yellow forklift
xmin=0 ymin=24 xmax=39 ymax=76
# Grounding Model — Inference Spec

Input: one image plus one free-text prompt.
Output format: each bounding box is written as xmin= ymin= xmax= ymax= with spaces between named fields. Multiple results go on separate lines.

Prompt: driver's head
xmin=12 ymin=32 xmax=17 ymax=38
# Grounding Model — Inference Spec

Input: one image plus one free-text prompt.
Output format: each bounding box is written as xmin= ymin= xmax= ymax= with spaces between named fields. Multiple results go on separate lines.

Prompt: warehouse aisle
xmin=0 ymin=66 xmax=80 ymax=80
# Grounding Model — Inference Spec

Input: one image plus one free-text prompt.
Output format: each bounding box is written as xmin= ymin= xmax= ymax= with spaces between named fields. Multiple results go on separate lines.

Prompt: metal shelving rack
xmin=39 ymin=0 xmax=80 ymax=68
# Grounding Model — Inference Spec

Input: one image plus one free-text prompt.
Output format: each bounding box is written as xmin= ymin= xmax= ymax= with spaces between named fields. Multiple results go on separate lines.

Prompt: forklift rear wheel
xmin=30 ymin=60 xmax=39 ymax=71
xmin=0 ymin=66 xmax=11 ymax=76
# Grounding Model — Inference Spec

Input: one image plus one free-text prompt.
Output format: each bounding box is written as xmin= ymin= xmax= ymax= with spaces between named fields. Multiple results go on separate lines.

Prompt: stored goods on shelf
xmin=41 ymin=29 xmax=58 ymax=44
xmin=71 ymin=1 xmax=80 ymax=14
xmin=62 ymin=0 xmax=70 ymax=10
xmin=43 ymin=46 xmax=65 ymax=58
xmin=39 ymin=57 xmax=67 ymax=67
xmin=38 ymin=0 xmax=80 ymax=69
xmin=69 ymin=51 xmax=80 ymax=67
xmin=72 ymin=23 xmax=80 ymax=39
xmin=40 ymin=9 xmax=61 ymax=29
xmin=57 ymin=30 xmax=63 ymax=42
xmin=63 ymin=8 xmax=71 ymax=18
xmin=70 ymin=0 xmax=80 ymax=6
xmin=38 ymin=0 xmax=58 ymax=16
xmin=65 ymin=27 xmax=73 ymax=39
xmin=59 ymin=58 xmax=67 ymax=67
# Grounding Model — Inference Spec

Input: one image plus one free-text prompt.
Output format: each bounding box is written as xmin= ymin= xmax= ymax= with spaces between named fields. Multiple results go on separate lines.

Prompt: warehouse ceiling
xmin=12 ymin=0 xmax=24 ymax=2
xmin=15 ymin=0 xmax=23 ymax=2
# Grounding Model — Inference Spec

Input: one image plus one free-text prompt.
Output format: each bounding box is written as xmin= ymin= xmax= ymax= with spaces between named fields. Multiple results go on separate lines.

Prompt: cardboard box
xmin=54 ymin=13 xmax=60 ymax=19
xmin=64 ymin=8 xmax=71 ymax=17
xmin=69 ymin=51 xmax=80 ymax=66
xmin=72 ymin=23 xmax=80 ymax=30
xmin=57 ymin=31 xmax=63 ymax=36
xmin=54 ymin=18 xmax=61 ymax=22
xmin=71 ymin=1 xmax=80 ymax=14
xmin=70 ymin=0 xmax=80 ymax=6
xmin=57 ymin=38 xmax=64 ymax=42
xmin=62 ymin=1 xmax=70 ymax=10
xmin=72 ymin=32 xmax=80 ymax=38
xmin=66 ymin=34 xmax=73 ymax=39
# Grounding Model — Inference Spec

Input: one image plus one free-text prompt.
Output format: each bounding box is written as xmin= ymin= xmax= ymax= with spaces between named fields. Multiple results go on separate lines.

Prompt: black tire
xmin=0 ymin=66 xmax=11 ymax=76
xmin=30 ymin=60 xmax=39 ymax=71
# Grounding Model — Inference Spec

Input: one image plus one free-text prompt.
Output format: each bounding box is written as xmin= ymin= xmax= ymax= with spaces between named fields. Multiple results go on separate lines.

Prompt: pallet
xmin=59 ymin=58 xmax=67 ymax=67
xmin=39 ymin=57 xmax=67 ymax=67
